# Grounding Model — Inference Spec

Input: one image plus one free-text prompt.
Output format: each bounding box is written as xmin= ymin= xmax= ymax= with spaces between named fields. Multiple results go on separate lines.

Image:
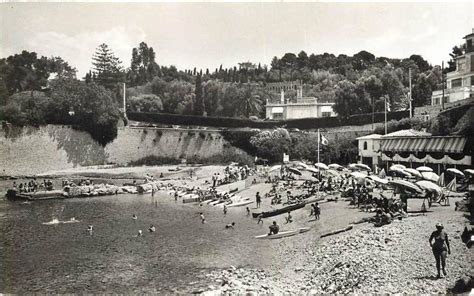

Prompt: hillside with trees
xmin=0 ymin=41 xmax=467 ymax=145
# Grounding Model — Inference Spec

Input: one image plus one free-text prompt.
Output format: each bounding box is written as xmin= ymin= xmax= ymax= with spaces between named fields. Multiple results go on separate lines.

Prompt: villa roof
xmin=381 ymin=129 xmax=432 ymax=138
xmin=356 ymin=134 xmax=383 ymax=140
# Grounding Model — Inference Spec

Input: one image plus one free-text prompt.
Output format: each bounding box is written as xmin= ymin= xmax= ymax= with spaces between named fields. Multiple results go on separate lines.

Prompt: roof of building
xmin=356 ymin=134 xmax=383 ymax=140
xmin=464 ymin=32 xmax=474 ymax=39
xmin=381 ymin=129 xmax=432 ymax=138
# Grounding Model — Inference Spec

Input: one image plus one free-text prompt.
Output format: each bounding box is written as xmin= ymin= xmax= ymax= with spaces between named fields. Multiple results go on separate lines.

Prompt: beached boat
xmin=227 ymin=200 xmax=253 ymax=208
xmin=6 ymin=189 xmax=65 ymax=201
xmin=254 ymin=227 xmax=310 ymax=239
xmin=252 ymin=203 xmax=305 ymax=218
xmin=182 ymin=194 xmax=214 ymax=204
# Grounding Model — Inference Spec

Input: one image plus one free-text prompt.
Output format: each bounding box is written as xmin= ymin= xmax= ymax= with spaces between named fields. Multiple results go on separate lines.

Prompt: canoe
xmin=255 ymin=227 xmax=310 ymax=239
xmin=252 ymin=203 xmax=305 ymax=218
xmin=227 ymin=200 xmax=253 ymax=208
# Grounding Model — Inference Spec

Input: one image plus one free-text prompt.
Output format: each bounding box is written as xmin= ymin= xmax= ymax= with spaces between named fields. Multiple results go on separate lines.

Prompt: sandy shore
xmin=200 ymin=198 xmax=472 ymax=295
xmin=22 ymin=165 xmax=473 ymax=294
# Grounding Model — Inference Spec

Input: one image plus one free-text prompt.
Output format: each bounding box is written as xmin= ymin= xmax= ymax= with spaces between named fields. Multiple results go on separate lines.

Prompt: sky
xmin=1 ymin=2 xmax=473 ymax=77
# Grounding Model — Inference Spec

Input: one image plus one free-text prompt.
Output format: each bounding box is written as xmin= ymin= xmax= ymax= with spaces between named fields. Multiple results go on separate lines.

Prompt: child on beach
xmin=200 ymin=212 xmax=206 ymax=224
xmin=246 ymin=207 xmax=250 ymax=216
xmin=257 ymin=213 xmax=263 ymax=224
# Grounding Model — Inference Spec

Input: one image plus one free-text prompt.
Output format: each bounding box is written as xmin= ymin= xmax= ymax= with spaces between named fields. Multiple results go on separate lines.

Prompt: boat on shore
xmin=252 ymin=203 xmax=305 ymax=218
xmin=254 ymin=227 xmax=310 ymax=239
xmin=6 ymin=189 xmax=65 ymax=201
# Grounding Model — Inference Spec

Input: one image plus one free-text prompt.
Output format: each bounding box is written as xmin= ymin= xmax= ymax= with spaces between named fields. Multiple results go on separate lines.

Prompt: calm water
xmin=0 ymin=190 xmax=280 ymax=294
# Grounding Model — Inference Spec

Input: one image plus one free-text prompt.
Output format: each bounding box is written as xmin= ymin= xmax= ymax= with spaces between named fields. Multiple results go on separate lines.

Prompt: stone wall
xmin=0 ymin=125 xmax=247 ymax=176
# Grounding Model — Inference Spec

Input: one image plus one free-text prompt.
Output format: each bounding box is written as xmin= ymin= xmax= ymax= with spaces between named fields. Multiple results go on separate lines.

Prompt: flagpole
xmin=317 ymin=128 xmax=320 ymax=164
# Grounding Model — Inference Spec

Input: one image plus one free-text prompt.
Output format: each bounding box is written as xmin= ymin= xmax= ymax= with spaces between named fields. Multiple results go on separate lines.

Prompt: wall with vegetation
xmin=0 ymin=125 xmax=249 ymax=176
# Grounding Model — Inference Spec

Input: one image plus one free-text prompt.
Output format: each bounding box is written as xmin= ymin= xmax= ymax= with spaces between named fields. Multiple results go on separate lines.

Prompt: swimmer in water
xmin=132 ymin=214 xmax=138 ymax=220
xmin=138 ymin=230 xmax=143 ymax=236
xmin=148 ymin=225 xmax=156 ymax=232
xmin=225 ymin=222 xmax=236 ymax=229
xmin=87 ymin=225 xmax=93 ymax=235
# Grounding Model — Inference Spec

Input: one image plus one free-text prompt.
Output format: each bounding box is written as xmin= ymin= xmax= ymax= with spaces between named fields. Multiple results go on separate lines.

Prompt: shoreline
xmin=1 ymin=164 xmax=472 ymax=294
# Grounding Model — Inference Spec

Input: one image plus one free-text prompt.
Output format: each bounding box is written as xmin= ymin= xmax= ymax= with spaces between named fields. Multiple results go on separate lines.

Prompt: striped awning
xmin=381 ymin=139 xmax=397 ymax=151
xmin=408 ymin=138 xmax=429 ymax=152
xmin=425 ymin=138 xmax=446 ymax=152
xmin=443 ymin=137 xmax=467 ymax=153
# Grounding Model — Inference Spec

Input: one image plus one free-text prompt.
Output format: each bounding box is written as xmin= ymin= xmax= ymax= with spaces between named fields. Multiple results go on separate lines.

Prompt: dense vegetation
xmin=0 ymin=40 xmax=468 ymax=144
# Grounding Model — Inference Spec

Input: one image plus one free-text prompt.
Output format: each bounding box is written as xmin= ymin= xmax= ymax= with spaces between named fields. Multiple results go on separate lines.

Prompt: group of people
xmin=13 ymin=179 xmax=54 ymax=193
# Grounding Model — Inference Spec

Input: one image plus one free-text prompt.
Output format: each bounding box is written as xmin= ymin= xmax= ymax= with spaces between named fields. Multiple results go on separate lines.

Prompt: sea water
xmin=0 ymin=191 xmax=276 ymax=293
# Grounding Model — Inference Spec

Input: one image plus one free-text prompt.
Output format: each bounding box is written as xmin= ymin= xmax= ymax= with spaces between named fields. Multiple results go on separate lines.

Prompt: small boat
xmin=6 ymin=189 xmax=63 ymax=201
xmin=252 ymin=203 xmax=305 ymax=218
xmin=255 ymin=227 xmax=310 ymax=239
xmin=227 ymin=200 xmax=253 ymax=208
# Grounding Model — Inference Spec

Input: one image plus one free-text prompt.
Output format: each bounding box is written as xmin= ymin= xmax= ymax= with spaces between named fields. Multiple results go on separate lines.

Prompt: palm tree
xmin=239 ymin=85 xmax=263 ymax=118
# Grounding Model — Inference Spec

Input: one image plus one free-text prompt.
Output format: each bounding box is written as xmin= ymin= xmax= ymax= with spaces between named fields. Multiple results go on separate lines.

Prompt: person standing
xmin=429 ymin=223 xmax=451 ymax=278
xmin=314 ymin=203 xmax=320 ymax=220
xmin=223 ymin=204 xmax=228 ymax=215
xmin=200 ymin=212 xmax=206 ymax=224
xmin=256 ymin=192 xmax=261 ymax=208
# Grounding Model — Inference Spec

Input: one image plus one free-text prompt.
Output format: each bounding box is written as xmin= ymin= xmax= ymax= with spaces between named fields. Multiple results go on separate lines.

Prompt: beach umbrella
xmin=350 ymin=171 xmax=367 ymax=179
xmin=314 ymin=163 xmax=329 ymax=170
xmin=391 ymin=168 xmax=411 ymax=178
xmin=296 ymin=162 xmax=308 ymax=169
xmin=355 ymin=164 xmax=372 ymax=171
xmin=446 ymin=168 xmax=465 ymax=177
xmin=306 ymin=167 xmax=319 ymax=174
xmin=438 ymin=172 xmax=445 ymax=187
xmin=416 ymin=166 xmax=433 ymax=172
xmin=388 ymin=179 xmax=422 ymax=193
xmin=378 ymin=168 xmax=387 ymax=179
xmin=367 ymin=175 xmax=389 ymax=185
xmin=403 ymin=168 xmax=423 ymax=178
xmin=464 ymin=169 xmax=474 ymax=176
xmin=416 ymin=180 xmax=442 ymax=195
xmin=390 ymin=164 xmax=406 ymax=171
xmin=446 ymin=177 xmax=457 ymax=192
xmin=288 ymin=167 xmax=302 ymax=175
xmin=327 ymin=169 xmax=340 ymax=176
xmin=421 ymin=171 xmax=439 ymax=183
xmin=348 ymin=163 xmax=358 ymax=170
xmin=269 ymin=165 xmax=282 ymax=172
xmin=328 ymin=163 xmax=343 ymax=170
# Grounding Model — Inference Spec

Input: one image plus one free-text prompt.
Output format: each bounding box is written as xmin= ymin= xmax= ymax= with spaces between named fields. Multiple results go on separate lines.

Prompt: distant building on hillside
xmin=264 ymin=81 xmax=336 ymax=120
xmin=431 ymin=29 xmax=474 ymax=106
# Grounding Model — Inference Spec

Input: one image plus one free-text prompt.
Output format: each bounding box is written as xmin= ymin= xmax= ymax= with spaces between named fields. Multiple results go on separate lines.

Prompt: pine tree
xmin=91 ymin=43 xmax=125 ymax=89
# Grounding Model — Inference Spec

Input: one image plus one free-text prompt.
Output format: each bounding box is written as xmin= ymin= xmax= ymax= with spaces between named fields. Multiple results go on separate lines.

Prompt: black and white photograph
xmin=0 ymin=1 xmax=473 ymax=294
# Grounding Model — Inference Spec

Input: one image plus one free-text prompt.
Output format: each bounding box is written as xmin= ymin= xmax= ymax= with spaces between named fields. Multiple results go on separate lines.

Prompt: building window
xmin=322 ymin=112 xmax=332 ymax=117
xmin=363 ymin=141 xmax=368 ymax=150
xmin=451 ymin=78 xmax=462 ymax=88
xmin=443 ymin=96 xmax=448 ymax=103
xmin=272 ymin=113 xmax=283 ymax=120
xmin=422 ymin=114 xmax=430 ymax=121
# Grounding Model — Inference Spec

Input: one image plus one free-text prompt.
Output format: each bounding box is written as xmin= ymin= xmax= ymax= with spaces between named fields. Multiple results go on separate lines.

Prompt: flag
xmin=385 ymin=99 xmax=391 ymax=112
xmin=320 ymin=133 xmax=329 ymax=146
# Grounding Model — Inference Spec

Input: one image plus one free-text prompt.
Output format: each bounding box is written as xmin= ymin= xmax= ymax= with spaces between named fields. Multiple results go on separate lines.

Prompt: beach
xmin=0 ymin=165 xmax=471 ymax=294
